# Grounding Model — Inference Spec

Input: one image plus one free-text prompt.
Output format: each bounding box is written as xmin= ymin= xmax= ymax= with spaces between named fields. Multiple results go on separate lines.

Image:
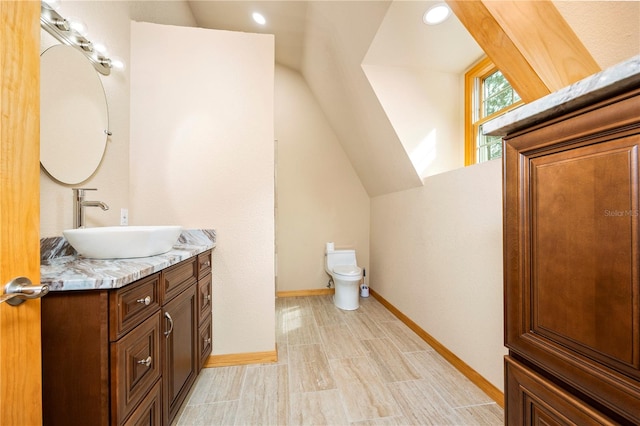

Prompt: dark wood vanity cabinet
xmin=503 ymin=88 xmax=640 ymax=425
xmin=42 ymin=250 xmax=213 ymax=426
xmin=196 ymin=250 xmax=213 ymax=371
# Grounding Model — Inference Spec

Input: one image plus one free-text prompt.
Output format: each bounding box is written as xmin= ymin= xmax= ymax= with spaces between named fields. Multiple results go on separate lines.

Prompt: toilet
xmin=325 ymin=242 xmax=363 ymax=310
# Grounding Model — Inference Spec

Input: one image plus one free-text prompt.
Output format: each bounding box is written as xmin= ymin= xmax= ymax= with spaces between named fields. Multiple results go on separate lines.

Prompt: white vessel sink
xmin=63 ymin=226 xmax=183 ymax=259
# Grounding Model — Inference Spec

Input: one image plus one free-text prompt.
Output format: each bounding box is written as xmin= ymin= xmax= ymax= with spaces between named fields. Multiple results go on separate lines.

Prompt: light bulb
xmin=423 ymin=3 xmax=451 ymax=25
xmin=68 ymin=18 xmax=88 ymax=36
xmin=93 ymin=42 xmax=108 ymax=56
xmin=252 ymin=12 xmax=266 ymax=25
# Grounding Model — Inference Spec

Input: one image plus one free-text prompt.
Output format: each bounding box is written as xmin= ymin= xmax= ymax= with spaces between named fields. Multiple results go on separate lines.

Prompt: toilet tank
xmin=326 ymin=249 xmax=357 ymax=271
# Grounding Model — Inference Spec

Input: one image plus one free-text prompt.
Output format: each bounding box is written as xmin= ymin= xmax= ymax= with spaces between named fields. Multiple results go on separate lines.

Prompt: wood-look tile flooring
xmin=175 ymin=295 xmax=504 ymax=425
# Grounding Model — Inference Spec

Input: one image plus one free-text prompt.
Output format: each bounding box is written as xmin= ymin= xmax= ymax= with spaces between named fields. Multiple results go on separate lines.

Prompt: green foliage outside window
xmin=477 ymin=70 xmax=521 ymax=163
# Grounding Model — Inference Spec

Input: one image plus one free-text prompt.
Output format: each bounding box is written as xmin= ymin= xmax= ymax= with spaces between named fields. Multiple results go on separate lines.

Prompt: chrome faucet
xmin=73 ymin=188 xmax=109 ymax=229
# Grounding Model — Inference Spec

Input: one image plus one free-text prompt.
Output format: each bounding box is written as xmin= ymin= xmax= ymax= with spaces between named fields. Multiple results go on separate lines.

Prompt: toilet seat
xmin=332 ymin=265 xmax=362 ymax=278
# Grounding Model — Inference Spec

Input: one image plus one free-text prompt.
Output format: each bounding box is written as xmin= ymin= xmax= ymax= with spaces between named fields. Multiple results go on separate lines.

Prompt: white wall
xmin=129 ymin=22 xmax=275 ymax=355
xmin=370 ymin=159 xmax=506 ymax=391
xmin=275 ymin=65 xmax=370 ymax=292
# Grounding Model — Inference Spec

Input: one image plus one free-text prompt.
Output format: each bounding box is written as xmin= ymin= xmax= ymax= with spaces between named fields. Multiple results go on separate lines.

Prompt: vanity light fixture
xmin=423 ymin=3 xmax=451 ymax=25
xmin=40 ymin=1 xmax=123 ymax=76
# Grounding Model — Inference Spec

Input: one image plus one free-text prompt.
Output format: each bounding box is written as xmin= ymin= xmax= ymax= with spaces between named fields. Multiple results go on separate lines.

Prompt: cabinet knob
xmin=201 ymin=261 xmax=210 ymax=268
xmin=137 ymin=356 xmax=152 ymax=367
xmin=205 ymin=338 xmax=211 ymax=345
xmin=136 ymin=296 xmax=151 ymax=306
xmin=206 ymin=294 xmax=211 ymax=301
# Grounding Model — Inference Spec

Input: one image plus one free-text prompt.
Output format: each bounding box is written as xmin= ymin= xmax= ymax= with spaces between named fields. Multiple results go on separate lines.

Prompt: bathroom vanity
xmin=486 ymin=57 xmax=640 ymax=425
xmin=40 ymin=230 xmax=215 ymax=426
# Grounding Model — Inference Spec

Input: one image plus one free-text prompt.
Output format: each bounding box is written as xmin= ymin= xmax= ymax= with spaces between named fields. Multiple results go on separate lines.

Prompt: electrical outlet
xmin=120 ymin=208 xmax=128 ymax=226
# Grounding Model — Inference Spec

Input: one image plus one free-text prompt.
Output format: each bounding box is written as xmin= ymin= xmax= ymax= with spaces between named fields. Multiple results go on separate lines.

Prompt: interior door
xmin=0 ymin=2 xmax=42 ymax=425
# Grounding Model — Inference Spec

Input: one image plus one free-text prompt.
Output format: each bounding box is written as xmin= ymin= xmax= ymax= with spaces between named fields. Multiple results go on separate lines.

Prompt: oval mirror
xmin=40 ymin=44 xmax=109 ymax=184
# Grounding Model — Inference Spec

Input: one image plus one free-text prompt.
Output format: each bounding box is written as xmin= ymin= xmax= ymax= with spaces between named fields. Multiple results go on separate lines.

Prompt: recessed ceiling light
xmin=252 ymin=12 xmax=266 ymax=26
xmin=423 ymin=3 xmax=451 ymax=25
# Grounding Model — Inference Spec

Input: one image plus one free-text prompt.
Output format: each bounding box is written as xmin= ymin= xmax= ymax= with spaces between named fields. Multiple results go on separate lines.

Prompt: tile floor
xmin=175 ymin=295 xmax=504 ymax=425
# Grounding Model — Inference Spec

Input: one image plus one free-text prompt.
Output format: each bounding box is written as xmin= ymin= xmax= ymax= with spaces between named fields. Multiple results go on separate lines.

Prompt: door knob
xmin=0 ymin=277 xmax=50 ymax=306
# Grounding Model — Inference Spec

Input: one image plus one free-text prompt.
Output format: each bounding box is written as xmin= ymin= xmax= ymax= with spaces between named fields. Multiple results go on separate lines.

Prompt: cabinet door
xmin=161 ymin=257 xmax=197 ymax=303
xmin=504 ymin=90 xmax=640 ymax=421
xmin=122 ymin=379 xmax=162 ymax=426
xmin=198 ymin=315 xmax=213 ymax=371
xmin=505 ymin=357 xmax=617 ymax=426
xmin=197 ymin=273 xmax=212 ymax=323
xmin=162 ymin=285 xmax=198 ymax=424
xmin=197 ymin=250 xmax=212 ymax=279
xmin=111 ymin=312 xmax=162 ymax=425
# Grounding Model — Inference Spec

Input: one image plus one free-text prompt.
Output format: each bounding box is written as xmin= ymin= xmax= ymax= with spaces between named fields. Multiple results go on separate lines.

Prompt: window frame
xmin=464 ymin=56 xmax=523 ymax=166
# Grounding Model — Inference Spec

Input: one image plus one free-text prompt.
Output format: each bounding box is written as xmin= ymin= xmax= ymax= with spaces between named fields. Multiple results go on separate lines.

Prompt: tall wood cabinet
xmin=42 ymin=250 xmax=213 ymax=426
xmin=503 ymin=87 xmax=640 ymax=425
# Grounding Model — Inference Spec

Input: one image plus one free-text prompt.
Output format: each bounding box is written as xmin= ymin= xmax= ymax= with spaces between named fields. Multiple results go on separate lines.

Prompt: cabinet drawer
xmin=110 ymin=274 xmax=160 ymax=341
xmin=161 ymin=257 xmax=197 ymax=303
xmin=197 ymin=250 xmax=212 ymax=278
xmin=505 ymin=357 xmax=617 ymax=426
xmin=197 ymin=273 xmax=212 ymax=323
xmin=111 ymin=312 xmax=162 ymax=425
xmin=198 ymin=315 xmax=213 ymax=371
xmin=122 ymin=379 xmax=162 ymax=426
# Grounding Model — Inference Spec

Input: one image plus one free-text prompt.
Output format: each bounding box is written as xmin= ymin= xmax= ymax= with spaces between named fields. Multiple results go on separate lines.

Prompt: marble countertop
xmin=40 ymin=229 xmax=216 ymax=291
xmin=484 ymin=55 xmax=640 ymax=136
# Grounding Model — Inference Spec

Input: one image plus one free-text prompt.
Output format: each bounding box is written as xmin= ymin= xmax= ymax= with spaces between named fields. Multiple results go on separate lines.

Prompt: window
xmin=465 ymin=57 xmax=522 ymax=165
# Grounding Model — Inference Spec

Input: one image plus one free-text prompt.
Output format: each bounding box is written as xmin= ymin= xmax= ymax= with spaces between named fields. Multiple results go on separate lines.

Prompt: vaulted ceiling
xmin=184 ymin=0 xmax=639 ymax=196
xmin=188 ymin=0 xmax=483 ymax=196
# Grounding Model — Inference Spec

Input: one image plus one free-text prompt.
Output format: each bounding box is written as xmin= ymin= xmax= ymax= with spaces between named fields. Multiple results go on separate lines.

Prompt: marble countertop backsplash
xmin=40 ymin=229 xmax=216 ymax=291
xmin=484 ymin=55 xmax=640 ymax=136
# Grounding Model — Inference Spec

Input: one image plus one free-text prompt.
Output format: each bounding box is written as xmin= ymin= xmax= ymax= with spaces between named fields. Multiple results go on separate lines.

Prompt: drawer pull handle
xmin=137 ymin=356 xmax=152 ymax=367
xmin=136 ymin=296 xmax=152 ymax=306
xmin=164 ymin=312 xmax=174 ymax=337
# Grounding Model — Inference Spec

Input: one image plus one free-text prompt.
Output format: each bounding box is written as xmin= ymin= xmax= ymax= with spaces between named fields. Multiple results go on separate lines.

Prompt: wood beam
xmin=447 ymin=0 xmax=601 ymax=103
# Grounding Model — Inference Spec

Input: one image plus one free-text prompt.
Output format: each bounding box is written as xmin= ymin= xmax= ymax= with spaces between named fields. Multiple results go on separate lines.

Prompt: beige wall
xmin=371 ymin=160 xmax=506 ymax=390
xmin=362 ymin=64 xmax=463 ymax=178
xmin=129 ymin=22 xmax=275 ymax=355
xmin=554 ymin=1 xmax=640 ymax=69
xmin=275 ymin=65 xmax=370 ymax=292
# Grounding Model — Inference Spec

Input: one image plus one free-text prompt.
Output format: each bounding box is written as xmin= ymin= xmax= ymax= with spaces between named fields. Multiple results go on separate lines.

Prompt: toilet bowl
xmin=325 ymin=243 xmax=363 ymax=310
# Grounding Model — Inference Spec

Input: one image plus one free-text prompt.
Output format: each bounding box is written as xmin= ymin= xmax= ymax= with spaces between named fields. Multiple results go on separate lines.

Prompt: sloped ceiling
xmin=188 ymin=0 xmax=482 ymax=196
xmin=181 ymin=1 xmax=640 ymax=195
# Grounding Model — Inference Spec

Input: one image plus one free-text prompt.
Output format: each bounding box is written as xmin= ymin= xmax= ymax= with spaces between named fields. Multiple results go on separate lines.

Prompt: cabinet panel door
xmin=505 ymin=357 xmax=616 ymax=426
xmin=110 ymin=273 xmax=161 ymax=341
xmin=122 ymin=379 xmax=162 ymax=426
xmin=197 ymin=250 xmax=212 ymax=278
xmin=111 ymin=311 xmax=162 ymax=425
xmin=198 ymin=315 xmax=213 ymax=371
xmin=197 ymin=273 xmax=212 ymax=323
xmin=162 ymin=258 xmax=197 ymax=303
xmin=504 ymin=91 xmax=640 ymax=422
xmin=163 ymin=285 xmax=197 ymax=424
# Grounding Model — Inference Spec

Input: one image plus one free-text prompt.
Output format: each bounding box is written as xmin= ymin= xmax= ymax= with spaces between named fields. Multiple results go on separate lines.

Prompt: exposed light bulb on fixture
xmin=252 ymin=12 xmax=266 ymax=25
xmin=68 ymin=18 xmax=88 ymax=36
xmin=93 ymin=42 xmax=108 ymax=56
xmin=110 ymin=57 xmax=125 ymax=71
xmin=423 ymin=3 xmax=451 ymax=25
